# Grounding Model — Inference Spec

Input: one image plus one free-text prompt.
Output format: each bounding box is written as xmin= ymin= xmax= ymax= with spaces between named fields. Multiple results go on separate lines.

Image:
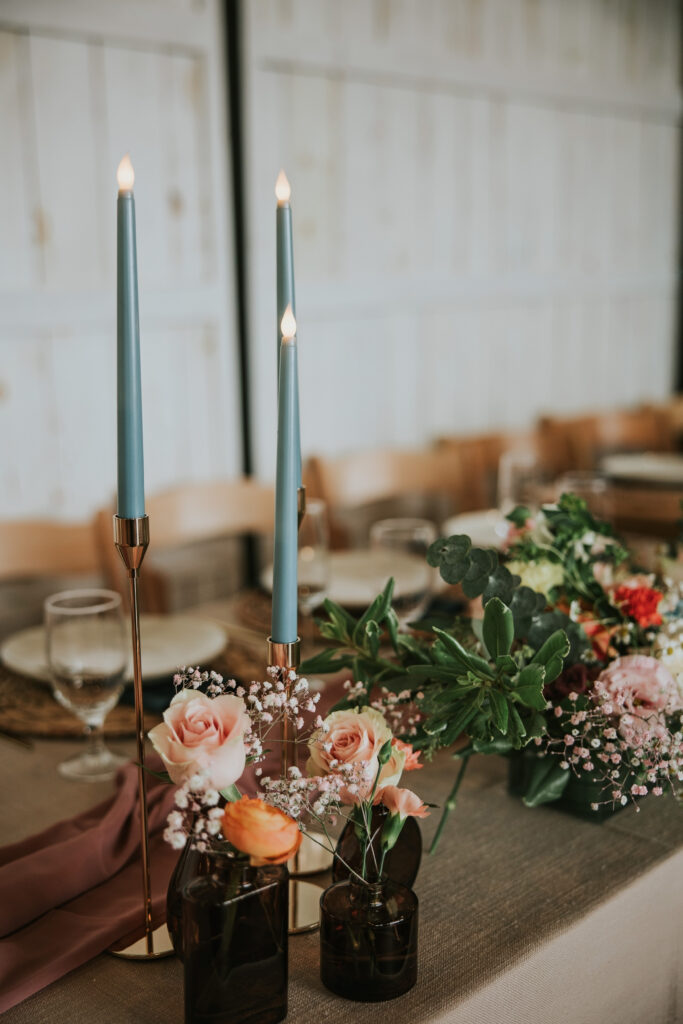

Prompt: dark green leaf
xmin=299 ymin=649 xmax=352 ymax=676
xmin=433 ymin=628 xmax=495 ymax=679
xmin=364 ymin=619 xmax=381 ymax=659
xmin=426 ymin=535 xmax=471 ymax=584
xmin=472 ymin=737 xmax=514 ymax=755
xmin=514 ymin=664 xmax=547 ymax=710
xmin=481 ymin=564 xmax=521 ymax=605
xmin=531 ymin=629 xmax=570 ymax=683
xmin=488 ymin=688 xmax=509 ymax=733
xmin=462 ymin=548 xmax=498 ymax=598
xmin=482 ymin=597 xmax=514 ymax=659
xmin=522 ymin=757 xmax=571 ymax=807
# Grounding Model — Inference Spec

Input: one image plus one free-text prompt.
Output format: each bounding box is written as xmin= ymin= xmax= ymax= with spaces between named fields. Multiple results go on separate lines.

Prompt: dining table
xmin=2 ymin=719 xmax=683 ymax=1024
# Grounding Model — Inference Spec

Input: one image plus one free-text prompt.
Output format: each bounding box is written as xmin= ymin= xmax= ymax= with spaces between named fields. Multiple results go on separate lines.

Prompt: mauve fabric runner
xmin=0 ymin=750 xmax=286 ymax=1013
xmin=0 ymin=761 xmax=179 ymax=1013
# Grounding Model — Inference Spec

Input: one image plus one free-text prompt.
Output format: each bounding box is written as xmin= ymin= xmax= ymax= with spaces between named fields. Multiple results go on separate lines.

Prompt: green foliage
xmin=300 ymin=532 xmax=581 ymax=759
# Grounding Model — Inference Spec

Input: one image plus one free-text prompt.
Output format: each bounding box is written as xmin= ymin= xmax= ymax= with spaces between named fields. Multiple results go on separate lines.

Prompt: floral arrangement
xmin=150 ymin=667 xmax=428 ymax=884
xmin=300 ymin=494 xmax=683 ymax=843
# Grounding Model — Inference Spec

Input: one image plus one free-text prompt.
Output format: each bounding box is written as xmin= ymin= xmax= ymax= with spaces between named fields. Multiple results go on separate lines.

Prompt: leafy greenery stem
xmin=429 ymin=750 xmax=472 ymax=854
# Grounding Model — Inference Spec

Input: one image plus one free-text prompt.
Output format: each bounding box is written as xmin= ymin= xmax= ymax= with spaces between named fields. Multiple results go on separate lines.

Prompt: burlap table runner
xmin=2 ymin=736 xmax=683 ymax=1023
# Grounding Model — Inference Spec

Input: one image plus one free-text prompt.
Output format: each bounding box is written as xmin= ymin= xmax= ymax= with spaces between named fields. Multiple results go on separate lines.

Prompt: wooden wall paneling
xmin=244 ymin=0 xmax=681 ymax=476
xmin=28 ymin=35 xmax=104 ymax=291
xmin=0 ymin=32 xmax=37 ymax=291
xmin=0 ymin=333 xmax=61 ymax=516
xmin=0 ymin=0 xmax=241 ymax=518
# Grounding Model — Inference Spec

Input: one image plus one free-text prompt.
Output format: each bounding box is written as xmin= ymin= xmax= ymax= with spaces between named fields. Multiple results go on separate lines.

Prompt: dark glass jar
xmin=332 ymin=806 xmax=422 ymax=887
xmin=508 ymin=750 xmax=631 ymax=822
xmin=320 ymin=877 xmax=418 ymax=1002
xmin=167 ymin=840 xmax=209 ymax=959
xmin=182 ymin=853 xmax=288 ymax=1024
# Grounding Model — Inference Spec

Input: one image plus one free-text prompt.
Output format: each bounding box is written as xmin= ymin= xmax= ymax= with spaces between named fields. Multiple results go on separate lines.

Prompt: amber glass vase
xmin=320 ymin=877 xmax=418 ymax=1002
xmin=331 ymin=806 xmax=422 ymax=888
xmin=182 ymin=851 xmax=288 ymax=1024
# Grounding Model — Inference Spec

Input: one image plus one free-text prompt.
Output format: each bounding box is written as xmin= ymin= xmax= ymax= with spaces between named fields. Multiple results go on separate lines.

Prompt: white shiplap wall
xmin=0 ymin=0 xmax=241 ymax=518
xmin=244 ymin=0 xmax=681 ymax=480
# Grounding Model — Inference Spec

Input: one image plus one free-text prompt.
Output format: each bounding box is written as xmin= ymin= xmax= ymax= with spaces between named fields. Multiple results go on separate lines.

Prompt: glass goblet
xmin=45 ymin=588 xmax=129 ymax=782
xmin=369 ymin=518 xmax=437 ymax=629
xmin=298 ymin=498 xmax=330 ymax=618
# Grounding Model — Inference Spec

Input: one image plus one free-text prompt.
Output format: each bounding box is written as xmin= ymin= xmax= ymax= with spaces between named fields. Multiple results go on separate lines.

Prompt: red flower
xmin=612 ymin=584 xmax=663 ymax=629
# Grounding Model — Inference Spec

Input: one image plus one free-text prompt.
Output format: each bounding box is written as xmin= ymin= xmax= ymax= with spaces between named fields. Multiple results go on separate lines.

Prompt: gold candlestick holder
xmin=267 ymin=635 xmax=324 ymax=935
xmin=109 ymin=514 xmax=173 ymax=960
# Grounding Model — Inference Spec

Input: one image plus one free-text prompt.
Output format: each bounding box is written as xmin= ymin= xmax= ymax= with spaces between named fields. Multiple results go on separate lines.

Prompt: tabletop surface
xmin=3 ymin=734 xmax=683 ymax=1024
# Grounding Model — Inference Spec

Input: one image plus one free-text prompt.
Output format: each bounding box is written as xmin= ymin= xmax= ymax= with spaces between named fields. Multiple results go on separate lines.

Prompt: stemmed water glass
xmin=369 ymin=518 xmax=437 ymax=629
xmin=45 ymin=588 xmax=129 ymax=782
xmin=298 ymin=499 xmax=330 ymax=618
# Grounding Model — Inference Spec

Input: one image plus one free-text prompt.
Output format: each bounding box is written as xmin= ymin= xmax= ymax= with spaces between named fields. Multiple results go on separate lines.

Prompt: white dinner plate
xmin=601 ymin=452 xmax=683 ymax=486
xmin=441 ymin=509 xmax=510 ymax=550
xmin=261 ymin=549 xmax=433 ymax=609
xmin=0 ymin=614 xmax=227 ymax=686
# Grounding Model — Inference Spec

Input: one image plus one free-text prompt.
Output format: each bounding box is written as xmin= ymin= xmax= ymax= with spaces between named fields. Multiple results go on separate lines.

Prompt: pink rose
xmin=148 ymin=690 xmax=251 ymax=790
xmin=306 ymin=706 xmax=401 ymax=802
xmin=597 ymin=655 xmax=681 ymax=746
xmin=307 ymin=706 xmax=392 ymax=776
xmin=376 ymin=785 xmax=430 ymax=819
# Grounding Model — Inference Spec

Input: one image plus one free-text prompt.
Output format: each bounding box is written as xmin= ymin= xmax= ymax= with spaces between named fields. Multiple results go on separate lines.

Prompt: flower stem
xmin=429 ymin=753 xmax=471 ymax=855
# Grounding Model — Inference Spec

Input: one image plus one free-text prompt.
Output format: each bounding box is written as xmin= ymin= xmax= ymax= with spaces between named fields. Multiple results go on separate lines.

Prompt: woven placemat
xmin=0 ymin=639 xmax=270 ymax=740
xmin=0 ymin=672 xmax=161 ymax=739
xmin=233 ymin=589 xmax=318 ymax=641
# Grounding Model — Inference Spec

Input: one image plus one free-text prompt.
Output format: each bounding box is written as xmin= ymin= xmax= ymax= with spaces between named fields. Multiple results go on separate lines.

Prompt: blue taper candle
xmin=116 ymin=154 xmax=145 ymax=518
xmin=275 ymin=170 xmax=301 ymax=486
xmin=271 ymin=305 xmax=299 ymax=644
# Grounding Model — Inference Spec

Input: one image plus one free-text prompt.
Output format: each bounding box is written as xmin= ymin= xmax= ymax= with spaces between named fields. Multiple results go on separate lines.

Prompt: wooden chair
xmin=538 ymin=407 xmax=675 ymax=478
xmin=0 ymin=518 xmax=101 ymax=582
xmin=0 ymin=518 xmax=102 ymax=640
xmin=645 ymin=395 xmax=683 ymax=451
xmin=304 ymin=447 xmax=466 ymax=548
xmin=95 ymin=478 xmax=275 ymax=613
xmin=435 ymin=430 xmax=542 ymax=509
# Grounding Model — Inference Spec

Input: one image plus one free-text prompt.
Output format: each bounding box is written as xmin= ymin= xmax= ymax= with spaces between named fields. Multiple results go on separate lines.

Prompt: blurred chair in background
xmin=538 ymin=406 xmax=674 ymax=478
xmin=0 ymin=519 xmax=103 ymax=641
xmin=304 ymin=448 xmax=465 ymax=549
xmin=646 ymin=396 xmax=683 ymax=452
xmin=96 ymin=478 xmax=275 ymax=614
xmin=436 ymin=430 xmax=542 ymax=510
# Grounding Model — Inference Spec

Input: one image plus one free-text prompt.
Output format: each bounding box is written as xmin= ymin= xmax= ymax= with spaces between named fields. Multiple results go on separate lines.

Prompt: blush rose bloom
xmin=597 ymin=655 xmax=681 ymax=746
xmin=222 ymin=796 xmax=302 ymax=865
xmin=306 ymin=706 xmax=403 ymax=800
xmin=376 ymin=786 xmax=430 ymax=819
xmin=148 ymin=690 xmax=251 ymax=790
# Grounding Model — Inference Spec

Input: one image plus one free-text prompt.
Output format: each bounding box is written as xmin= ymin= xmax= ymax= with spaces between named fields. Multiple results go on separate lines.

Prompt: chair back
xmin=95 ymin=478 xmax=275 ymax=612
xmin=304 ymin=448 xmax=465 ymax=548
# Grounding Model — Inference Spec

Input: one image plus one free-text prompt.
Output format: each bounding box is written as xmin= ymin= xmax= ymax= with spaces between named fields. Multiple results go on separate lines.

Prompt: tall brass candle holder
xmin=110 ymin=514 xmax=173 ymax=960
xmin=267 ymin=633 xmax=323 ymax=935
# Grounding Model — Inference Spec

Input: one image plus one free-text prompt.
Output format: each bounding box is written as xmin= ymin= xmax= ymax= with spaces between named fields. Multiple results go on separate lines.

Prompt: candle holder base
xmin=289 ymin=831 xmax=334 ymax=877
xmin=288 ymin=879 xmax=321 ymax=935
xmin=110 ymin=923 xmax=175 ymax=960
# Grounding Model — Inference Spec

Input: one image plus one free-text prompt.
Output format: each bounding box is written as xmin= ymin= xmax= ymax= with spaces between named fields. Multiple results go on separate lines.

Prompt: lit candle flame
xmin=280 ymin=304 xmax=296 ymax=340
xmin=117 ymin=154 xmax=135 ymax=192
xmin=275 ymin=169 xmax=291 ymax=205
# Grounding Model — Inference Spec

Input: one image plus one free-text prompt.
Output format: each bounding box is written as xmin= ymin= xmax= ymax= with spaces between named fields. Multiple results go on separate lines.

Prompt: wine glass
xmin=45 ymin=588 xmax=129 ymax=782
xmin=298 ymin=498 xmax=330 ymax=617
xmin=369 ymin=518 xmax=437 ymax=629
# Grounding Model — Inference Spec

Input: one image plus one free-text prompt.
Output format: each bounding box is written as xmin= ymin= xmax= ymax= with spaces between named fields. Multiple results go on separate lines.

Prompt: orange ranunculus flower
xmin=221 ymin=796 xmax=302 ymax=865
